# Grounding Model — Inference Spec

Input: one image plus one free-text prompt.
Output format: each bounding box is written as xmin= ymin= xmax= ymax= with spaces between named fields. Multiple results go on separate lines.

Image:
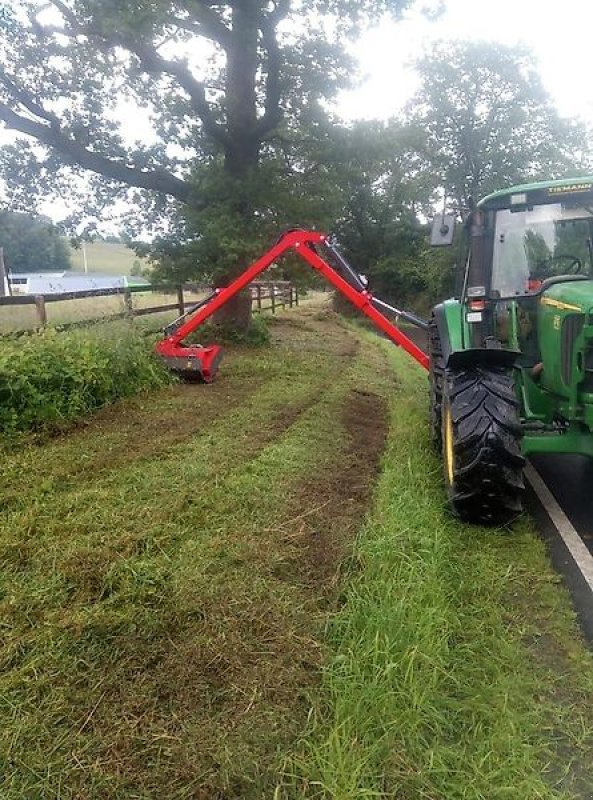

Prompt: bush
xmin=186 ymin=313 xmax=271 ymax=347
xmin=0 ymin=322 xmax=172 ymax=434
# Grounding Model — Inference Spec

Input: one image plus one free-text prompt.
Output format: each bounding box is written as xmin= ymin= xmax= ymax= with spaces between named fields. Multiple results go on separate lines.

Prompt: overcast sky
xmin=338 ymin=0 xmax=593 ymax=125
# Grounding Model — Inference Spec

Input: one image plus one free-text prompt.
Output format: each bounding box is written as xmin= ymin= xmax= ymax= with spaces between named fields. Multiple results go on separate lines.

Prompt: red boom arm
xmin=155 ymin=230 xmax=429 ymax=381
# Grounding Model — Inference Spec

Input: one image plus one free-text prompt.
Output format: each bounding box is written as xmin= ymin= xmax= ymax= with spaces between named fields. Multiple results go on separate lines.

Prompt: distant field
xmin=69 ymin=241 xmax=151 ymax=276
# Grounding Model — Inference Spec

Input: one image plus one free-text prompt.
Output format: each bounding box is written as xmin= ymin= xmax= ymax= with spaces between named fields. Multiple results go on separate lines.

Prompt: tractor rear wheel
xmin=442 ymin=365 xmax=525 ymax=525
xmin=428 ymin=317 xmax=444 ymax=450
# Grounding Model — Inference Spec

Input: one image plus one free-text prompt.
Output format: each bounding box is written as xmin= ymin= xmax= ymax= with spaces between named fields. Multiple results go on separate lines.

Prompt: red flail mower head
xmin=155 ymin=340 xmax=223 ymax=383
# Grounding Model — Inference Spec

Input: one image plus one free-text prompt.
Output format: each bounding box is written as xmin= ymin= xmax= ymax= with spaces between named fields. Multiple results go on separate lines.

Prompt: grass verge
xmin=3 ymin=304 xmax=593 ymax=798
xmin=284 ymin=328 xmax=593 ymax=800
xmin=0 ymin=321 xmax=171 ymax=435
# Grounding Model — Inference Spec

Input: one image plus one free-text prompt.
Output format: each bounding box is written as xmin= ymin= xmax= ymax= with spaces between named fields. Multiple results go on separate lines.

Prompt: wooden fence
xmin=250 ymin=281 xmax=298 ymax=314
xmin=0 ymin=280 xmax=298 ymax=333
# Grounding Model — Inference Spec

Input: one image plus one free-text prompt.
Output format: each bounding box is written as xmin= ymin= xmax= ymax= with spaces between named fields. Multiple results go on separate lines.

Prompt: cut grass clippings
xmin=284 ymin=328 xmax=593 ymax=799
xmin=2 ymin=301 xmax=593 ymax=798
xmin=0 ymin=307 xmax=393 ymax=798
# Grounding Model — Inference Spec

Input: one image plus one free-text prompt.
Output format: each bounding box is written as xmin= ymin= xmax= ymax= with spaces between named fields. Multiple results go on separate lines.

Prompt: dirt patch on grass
xmin=304 ymin=388 xmax=389 ymax=588
xmin=276 ymin=388 xmax=389 ymax=594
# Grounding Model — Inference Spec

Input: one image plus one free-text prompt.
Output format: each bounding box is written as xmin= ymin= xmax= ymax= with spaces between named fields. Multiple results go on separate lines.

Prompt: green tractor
xmin=431 ymin=176 xmax=593 ymax=525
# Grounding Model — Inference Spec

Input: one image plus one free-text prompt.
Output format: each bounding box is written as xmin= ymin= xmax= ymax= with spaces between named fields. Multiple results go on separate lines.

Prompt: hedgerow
xmin=0 ymin=322 xmax=171 ymax=434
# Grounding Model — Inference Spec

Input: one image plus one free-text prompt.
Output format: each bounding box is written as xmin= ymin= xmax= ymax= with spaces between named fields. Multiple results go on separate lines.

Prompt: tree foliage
xmin=0 ymin=7 xmax=589 ymax=317
xmin=0 ymin=212 xmax=71 ymax=272
xmin=0 ymin=0 xmax=411 ymax=284
xmin=407 ymin=40 xmax=592 ymax=211
xmin=320 ymin=120 xmax=431 ymax=301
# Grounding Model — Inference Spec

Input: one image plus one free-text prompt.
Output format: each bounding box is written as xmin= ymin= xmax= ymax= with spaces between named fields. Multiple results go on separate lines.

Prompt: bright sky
xmin=338 ymin=0 xmax=593 ymax=126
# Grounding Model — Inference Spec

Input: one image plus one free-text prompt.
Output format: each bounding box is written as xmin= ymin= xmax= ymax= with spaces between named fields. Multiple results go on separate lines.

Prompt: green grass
xmin=284 ymin=329 xmax=593 ymax=799
xmin=2 ymin=304 xmax=593 ymax=798
xmin=0 ymin=306 xmax=394 ymax=798
xmin=70 ymin=241 xmax=149 ymax=275
xmin=0 ymin=321 xmax=171 ymax=434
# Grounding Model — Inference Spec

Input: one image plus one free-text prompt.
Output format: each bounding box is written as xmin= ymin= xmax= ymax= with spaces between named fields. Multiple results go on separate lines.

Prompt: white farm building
xmin=9 ymin=272 xmax=150 ymax=295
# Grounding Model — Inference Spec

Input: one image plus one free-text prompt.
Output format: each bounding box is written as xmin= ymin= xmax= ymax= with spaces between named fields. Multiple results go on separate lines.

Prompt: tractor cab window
xmin=491 ymin=203 xmax=593 ymax=297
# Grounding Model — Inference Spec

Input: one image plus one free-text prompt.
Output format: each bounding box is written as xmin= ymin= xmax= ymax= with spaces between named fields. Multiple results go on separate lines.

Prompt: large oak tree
xmin=0 ymin=0 xmax=412 ymax=298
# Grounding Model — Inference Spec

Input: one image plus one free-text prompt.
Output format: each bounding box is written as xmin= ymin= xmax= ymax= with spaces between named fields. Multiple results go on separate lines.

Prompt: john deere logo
xmin=553 ymin=315 xmax=561 ymax=330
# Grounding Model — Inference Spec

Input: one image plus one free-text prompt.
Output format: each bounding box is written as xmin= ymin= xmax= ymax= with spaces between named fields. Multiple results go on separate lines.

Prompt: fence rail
xmin=0 ymin=281 xmax=298 ymax=333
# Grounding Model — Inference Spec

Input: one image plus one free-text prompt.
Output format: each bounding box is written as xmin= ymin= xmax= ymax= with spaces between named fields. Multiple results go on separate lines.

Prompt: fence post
xmin=271 ymin=285 xmax=276 ymax=314
xmin=295 ymin=286 xmax=299 ymax=306
xmin=123 ymin=288 xmax=133 ymax=316
xmin=257 ymin=285 xmax=262 ymax=313
xmin=34 ymin=295 xmax=47 ymax=327
xmin=177 ymin=286 xmax=185 ymax=316
xmin=289 ymin=285 xmax=294 ymax=308
xmin=282 ymin=285 xmax=286 ymax=310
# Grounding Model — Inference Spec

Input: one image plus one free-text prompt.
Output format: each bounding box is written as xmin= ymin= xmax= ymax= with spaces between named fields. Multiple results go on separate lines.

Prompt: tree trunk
xmin=225 ymin=2 xmax=260 ymax=180
xmin=213 ymin=2 xmax=262 ymax=333
xmin=212 ymin=271 xmax=253 ymax=333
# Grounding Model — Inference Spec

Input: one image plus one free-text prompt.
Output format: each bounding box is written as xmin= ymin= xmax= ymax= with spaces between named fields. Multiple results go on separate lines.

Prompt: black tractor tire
xmin=441 ymin=365 xmax=525 ymax=525
xmin=428 ymin=317 xmax=445 ymax=451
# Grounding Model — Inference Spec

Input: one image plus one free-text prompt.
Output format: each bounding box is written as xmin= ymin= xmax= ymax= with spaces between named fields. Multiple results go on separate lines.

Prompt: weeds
xmin=187 ymin=313 xmax=271 ymax=346
xmin=0 ymin=321 xmax=171 ymax=434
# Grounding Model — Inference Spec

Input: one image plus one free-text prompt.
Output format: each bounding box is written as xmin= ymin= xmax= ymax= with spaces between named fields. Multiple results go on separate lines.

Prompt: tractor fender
xmin=433 ymin=303 xmax=518 ymax=370
xmin=433 ymin=302 xmax=455 ymax=363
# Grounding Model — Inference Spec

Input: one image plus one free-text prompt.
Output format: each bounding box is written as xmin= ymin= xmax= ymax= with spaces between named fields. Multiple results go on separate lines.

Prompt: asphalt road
xmin=527 ymin=455 xmax=593 ymax=642
xmin=529 ymin=454 xmax=593 ymax=543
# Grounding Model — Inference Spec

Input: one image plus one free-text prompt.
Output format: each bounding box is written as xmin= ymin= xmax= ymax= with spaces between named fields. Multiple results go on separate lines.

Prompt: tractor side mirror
xmin=430 ymin=214 xmax=456 ymax=246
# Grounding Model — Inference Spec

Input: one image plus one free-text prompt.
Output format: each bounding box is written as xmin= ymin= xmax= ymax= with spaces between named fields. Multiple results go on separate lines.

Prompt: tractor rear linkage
xmin=155 ymin=229 xmax=429 ymax=381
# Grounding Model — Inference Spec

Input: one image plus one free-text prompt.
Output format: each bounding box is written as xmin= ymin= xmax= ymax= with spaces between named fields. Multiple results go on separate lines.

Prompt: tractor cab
xmin=466 ymin=180 xmax=593 ymax=315
xmin=490 ymin=200 xmax=593 ymax=297
xmin=475 ymin=183 xmax=593 ymax=378
xmin=474 ymin=180 xmax=593 ymax=405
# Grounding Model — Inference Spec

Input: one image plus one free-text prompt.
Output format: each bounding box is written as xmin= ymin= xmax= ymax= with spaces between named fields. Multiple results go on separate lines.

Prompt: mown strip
xmin=285 ymin=329 xmax=593 ymax=799
xmin=0 ymin=308 xmax=394 ymax=799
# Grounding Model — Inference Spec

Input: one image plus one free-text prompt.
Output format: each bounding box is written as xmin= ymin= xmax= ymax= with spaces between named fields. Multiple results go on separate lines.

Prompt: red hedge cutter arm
xmin=155 ymin=229 xmax=429 ymax=381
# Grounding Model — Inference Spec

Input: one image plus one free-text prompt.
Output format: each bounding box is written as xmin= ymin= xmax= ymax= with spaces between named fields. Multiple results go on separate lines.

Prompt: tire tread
xmin=445 ymin=365 xmax=525 ymax=525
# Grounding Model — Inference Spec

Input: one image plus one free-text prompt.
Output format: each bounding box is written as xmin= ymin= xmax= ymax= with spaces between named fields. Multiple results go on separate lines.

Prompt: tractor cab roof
xmin=478 ymin=176 xmax=593 ymax=211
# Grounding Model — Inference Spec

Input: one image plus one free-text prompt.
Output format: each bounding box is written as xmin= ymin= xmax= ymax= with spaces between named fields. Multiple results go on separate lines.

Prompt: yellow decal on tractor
xmin=540 ymin=297 xmax=581 ymax=312
xmin=548 ymin=183 xmax=593 ymax=195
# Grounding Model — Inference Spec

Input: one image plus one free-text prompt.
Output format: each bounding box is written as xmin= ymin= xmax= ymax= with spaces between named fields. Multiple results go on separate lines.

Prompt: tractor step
xmin=155 ymin=343 xmax=223 ymax=383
